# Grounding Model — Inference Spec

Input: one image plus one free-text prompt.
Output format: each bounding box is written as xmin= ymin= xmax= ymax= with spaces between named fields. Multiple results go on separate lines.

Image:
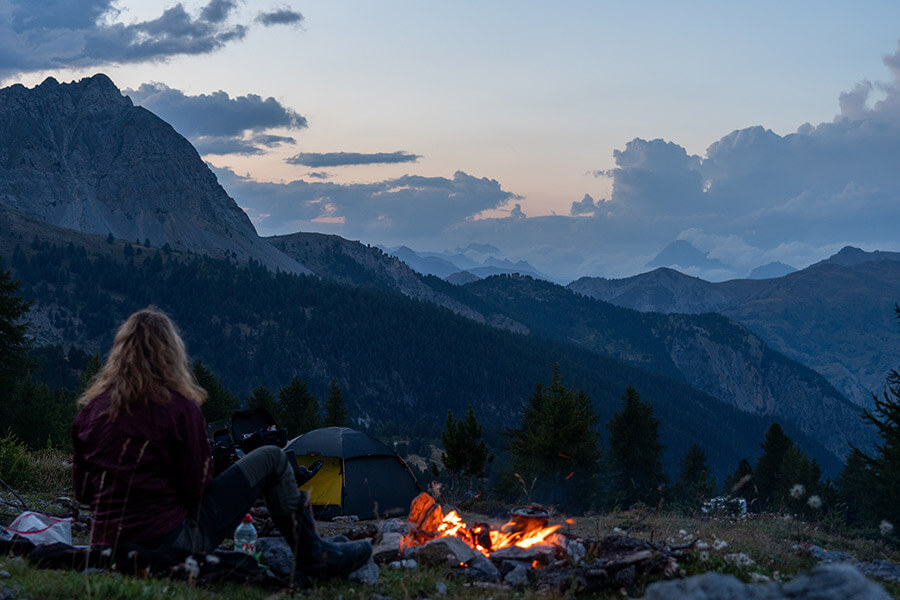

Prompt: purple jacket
xmin=72 ymin=389 xmax=212 ymax=546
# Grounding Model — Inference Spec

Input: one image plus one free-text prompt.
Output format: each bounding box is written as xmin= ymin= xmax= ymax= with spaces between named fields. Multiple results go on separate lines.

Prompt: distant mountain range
xmin=569 ymin=247 xmax=900 ymax=408
xmin=381 ymin=244 xmax=556 ymax=283
xmin=3 ymin=73 xmax=894 ymax=478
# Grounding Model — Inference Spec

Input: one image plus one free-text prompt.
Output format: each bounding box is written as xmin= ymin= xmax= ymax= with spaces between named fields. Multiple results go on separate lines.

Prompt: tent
xmin=285 ymin=427 xmax=421 ymax=519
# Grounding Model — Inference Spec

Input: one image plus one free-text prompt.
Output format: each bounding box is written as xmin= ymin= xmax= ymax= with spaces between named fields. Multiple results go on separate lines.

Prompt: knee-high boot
xmin=272 ymin=491 xmax=372 ymax=578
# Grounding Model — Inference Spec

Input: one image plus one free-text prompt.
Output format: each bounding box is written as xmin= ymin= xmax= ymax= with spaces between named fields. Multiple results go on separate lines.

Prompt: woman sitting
xmin=72 ymin=308 xmax=370 ymax=578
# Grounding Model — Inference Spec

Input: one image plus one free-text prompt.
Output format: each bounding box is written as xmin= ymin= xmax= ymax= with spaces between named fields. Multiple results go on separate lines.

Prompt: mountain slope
xmin=0 ymin=75 xmax=307 ymax=275
xmin=451 ymin=274 xmax=871 ymax=461
xmin=568 ymin=249 xmax=900 ymax=407
xmin=3 ymin=227 xmax=836 ymax=478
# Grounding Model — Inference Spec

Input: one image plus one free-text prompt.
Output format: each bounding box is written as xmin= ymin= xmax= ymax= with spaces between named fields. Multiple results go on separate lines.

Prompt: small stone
xmin=348 ymin=556 xmax=379 ymax=585
xmin=435 ymin=580 xmax=448 ymax=595
xmin=0 ymin=570 xmax=9 ymax=579
xmin=503 ymin=562 xmax=530 ymax=586
xmin=417 ymin=537 xmax=476 ymax=566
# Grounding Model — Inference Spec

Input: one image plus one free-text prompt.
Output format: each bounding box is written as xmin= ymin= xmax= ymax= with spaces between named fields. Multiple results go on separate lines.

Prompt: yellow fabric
xmin=296 ymin=455 xmax=344 ymax=509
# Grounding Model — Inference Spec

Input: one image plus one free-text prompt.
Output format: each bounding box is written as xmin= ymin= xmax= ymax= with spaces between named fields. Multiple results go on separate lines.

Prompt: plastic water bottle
xmin=234 ymin=513 xmax=258 ymax=555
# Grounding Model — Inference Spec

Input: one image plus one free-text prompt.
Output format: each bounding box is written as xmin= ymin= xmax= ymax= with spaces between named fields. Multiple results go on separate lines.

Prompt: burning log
xmin=402 ymin=493 xmax=684 ymax=592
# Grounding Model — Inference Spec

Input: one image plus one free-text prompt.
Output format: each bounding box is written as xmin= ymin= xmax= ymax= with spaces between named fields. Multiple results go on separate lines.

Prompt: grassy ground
xmin=2 ymin=448 xmax=899 ymax=598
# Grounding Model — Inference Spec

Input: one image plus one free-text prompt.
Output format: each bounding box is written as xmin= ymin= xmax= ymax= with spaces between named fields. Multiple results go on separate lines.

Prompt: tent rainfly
xmin=285 ymin=426 xmax=421 ymax=520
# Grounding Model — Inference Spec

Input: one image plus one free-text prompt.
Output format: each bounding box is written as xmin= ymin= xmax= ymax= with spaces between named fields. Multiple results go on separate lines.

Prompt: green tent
xmin=286 ymin=427 xmax=421 ymax=519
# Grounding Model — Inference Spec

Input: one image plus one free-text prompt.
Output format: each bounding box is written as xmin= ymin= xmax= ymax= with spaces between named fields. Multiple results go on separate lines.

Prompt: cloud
xmin=126 ymin=82 xmax=305 ymax=155
xmin=570 ymin=193 xmax=599 ymax=216
xmin=0 ymin=0 xmax=301 ymax=79
xmin=212 ymin=166 xmax=516 ymax=241
xmin=286 ymin=151 xmax=420 ymax=168
xmin=256 ymin=8 xmax=304 ymax=26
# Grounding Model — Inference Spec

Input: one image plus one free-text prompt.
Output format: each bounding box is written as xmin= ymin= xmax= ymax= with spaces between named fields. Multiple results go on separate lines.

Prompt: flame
xmin=403 ymin=493 xmax=561 ymax=558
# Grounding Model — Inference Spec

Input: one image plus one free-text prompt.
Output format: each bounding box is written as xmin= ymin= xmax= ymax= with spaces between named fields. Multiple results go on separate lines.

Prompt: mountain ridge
xmin=0 ymin=74 xmax=309 ymax=275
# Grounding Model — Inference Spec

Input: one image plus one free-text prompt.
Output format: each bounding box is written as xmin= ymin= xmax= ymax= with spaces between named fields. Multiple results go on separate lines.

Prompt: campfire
xmin=390 ymin=492 xmax=684 ymax=592
xmin=402 ymin=493 xmax=562 ymax=559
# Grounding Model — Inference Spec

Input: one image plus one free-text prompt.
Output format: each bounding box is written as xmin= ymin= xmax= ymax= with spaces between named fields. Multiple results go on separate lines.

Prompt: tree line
xmin=436 ymin=308 xmax=900 ymax=533
xmin=3 ymin=247 xmax=900 ymax=532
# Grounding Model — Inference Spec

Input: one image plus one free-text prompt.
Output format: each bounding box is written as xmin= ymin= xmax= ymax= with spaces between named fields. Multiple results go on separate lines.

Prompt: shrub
xmin=0 ymin=434 xmax=35 ymax=488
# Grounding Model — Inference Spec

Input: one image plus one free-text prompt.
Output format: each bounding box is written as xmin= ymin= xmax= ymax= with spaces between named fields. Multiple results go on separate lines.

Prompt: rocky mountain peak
xmin=0 ymin=74 xmax=308 ymax=274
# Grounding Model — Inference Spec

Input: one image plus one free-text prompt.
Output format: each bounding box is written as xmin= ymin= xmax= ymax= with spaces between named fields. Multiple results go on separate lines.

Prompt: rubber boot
xmin=273 ymin=492 xmax=372 ymax=578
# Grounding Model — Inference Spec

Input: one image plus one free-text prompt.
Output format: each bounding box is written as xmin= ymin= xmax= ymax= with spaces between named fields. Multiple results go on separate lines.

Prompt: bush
xmin=0 ymin=434 xmax=34 ymax=488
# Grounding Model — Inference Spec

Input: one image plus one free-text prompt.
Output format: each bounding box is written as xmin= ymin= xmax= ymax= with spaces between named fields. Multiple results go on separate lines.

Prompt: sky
xmin=2 ymin=1 xmax=900 ymax=282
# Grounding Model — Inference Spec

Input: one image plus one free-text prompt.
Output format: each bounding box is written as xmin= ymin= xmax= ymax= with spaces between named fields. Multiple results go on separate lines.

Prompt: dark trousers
xmin=168 ymin=445 xmax=301 ymax=554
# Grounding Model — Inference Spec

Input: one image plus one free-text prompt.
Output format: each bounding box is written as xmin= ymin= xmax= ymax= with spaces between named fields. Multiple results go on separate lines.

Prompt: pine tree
xmin=278 ymin=376 xmax=320 ymax=437
xmin=672 ymin=443 xmax=716 ymax=510
xmin=753 ymin=423 xmax=820 ymax=511
xmin=723 ymin=458 xmax=755 ymax=500
xmin=323 ymin=377 xmax=350 ymax=427
xmin=441 ymin=404 xmax=494 ymax=493
xmin=192 ymin=360 xmax=240 ymax=424
xmin=246 ymin=386 xmax=278 ymax=418
xmin=0 ymin=258 xmax=31 ymax=391
xmin=606 ymin=385 xmax=666 ymax=508
xmin=507 ymin=365 xmax=602 ymax=511
xmin=853 ymin=307 xmax=900 ymax=527
xmin=837 ymin=446 xmax=874 ymax=525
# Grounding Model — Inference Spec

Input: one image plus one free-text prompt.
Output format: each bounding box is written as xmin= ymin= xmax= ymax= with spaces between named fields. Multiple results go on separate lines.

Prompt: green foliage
xmin=507 ymin=365 xmax=602 ymax=511
xmin=193 ymin=360 xmax=240 ymax=424
xmin=0 ymin=256 xmax=32 ymax=389
xmin=607 ymin=385 xmax=666 ymax=508
xmin=0 ymin=434 xmax=34 ymax=488
xmin=723 ymin=458 xmax=754 ymax=498
xmin=441 ymin=404 xmax=494 ymax=493
xmin=245 ymin=386 xmax=278 ymax=418
xmin=672 ymin=444 xmax=717 ymax=511
xmin=323 ymin=377 xmax=350 ymax=427
xmin=847 ymin=307 xmax=900 ymax=527
xmin=278 ymin=376 xmax=320 ymax=438
xmin=837 ymin=446 xmax=874 ymax=524
xmin=753 ymin=423 xmax=821 ymax=511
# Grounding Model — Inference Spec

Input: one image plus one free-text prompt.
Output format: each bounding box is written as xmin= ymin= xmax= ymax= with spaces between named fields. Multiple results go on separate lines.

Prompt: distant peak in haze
xmin=748 ymin=261 xmax=796 ymax=279
xmin=819 ymin=246 xmax=900 ymax=268
xmin=648 ymin=240 xmax=728 ymax=271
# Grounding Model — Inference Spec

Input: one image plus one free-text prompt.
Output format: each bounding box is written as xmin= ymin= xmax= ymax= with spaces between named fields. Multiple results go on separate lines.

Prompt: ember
xmin=402 ymin=493 xmax=561 ymax=558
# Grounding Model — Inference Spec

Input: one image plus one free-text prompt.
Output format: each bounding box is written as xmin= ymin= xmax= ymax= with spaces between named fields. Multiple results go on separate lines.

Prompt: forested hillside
xmin=1 ymin=235 xmax=843 ymax=478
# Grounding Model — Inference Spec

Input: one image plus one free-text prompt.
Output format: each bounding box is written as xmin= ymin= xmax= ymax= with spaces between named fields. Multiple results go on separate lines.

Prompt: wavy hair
xmin=79 ymin=308 xmax=208 ymax=417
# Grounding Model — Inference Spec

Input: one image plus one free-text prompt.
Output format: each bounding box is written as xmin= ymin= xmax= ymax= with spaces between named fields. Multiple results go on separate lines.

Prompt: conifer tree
xmin=753 ymin=423 xmax=820 ymax=510
xmin=723 ymin=457 xmax=755 ymax=500
xmin=507 ymin=365 xmax=601 ymax=511
xmin=192 ymin=360 xmax=240 ymax=424
xmin=607 ymin=385 xmax=665 ymax=508
xmin=246 ymin=386 xmax=278 ymax=418
xmin=441 ymin=404 xmax=494 ymax=491
xmin=323 ymin=377 xmax=350 ymax=427
xmin=0 ymin=258 xmax=31 ymax=391
xmin=837 ymin=446 xmax=874 ymax=525
xmin=278 ymin=375 xmax=320 ymax=437
xmin=672 ymin=443 xmax=716 ymax=510
xmin=853 ymin=307 xmax=900 ymax=527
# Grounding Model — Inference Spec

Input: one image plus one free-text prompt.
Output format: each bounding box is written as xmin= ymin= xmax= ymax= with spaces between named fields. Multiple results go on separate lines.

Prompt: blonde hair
xmin=79 ymin=308 xmax=208 ymax=417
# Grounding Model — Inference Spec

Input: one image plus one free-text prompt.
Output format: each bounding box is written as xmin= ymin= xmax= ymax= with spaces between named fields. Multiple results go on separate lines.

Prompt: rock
xmin=489 ymin=543 xmax=556 ymax=566
xmin=435 ymin=580 xmax=448 ymax=595
xmin=379 ymin=518 xmax=411 ymax=535
xmin=256 ymin=536 xmax=293 ymax=578
xmin=348 ymin=556 xmax=379 ymax=585
xmin=638 ymin=563 xmax=891 ymax=600
xmin=466 ymin=552 xmax=500 ymax=582
xmin=417 ymin=537 xmax=477 ymax=566
xmin=371 ymin=532 xmax=404 ymax=564
xmin=503 ymin=562 xmax=531 ymax=586
xmin=808 ymin=544 xmax=855 ymax=563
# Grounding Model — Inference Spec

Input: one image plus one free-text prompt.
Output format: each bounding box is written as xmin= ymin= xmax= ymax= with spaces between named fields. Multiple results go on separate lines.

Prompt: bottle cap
xmin=242 ymin=513 xmax=253 ymax=523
